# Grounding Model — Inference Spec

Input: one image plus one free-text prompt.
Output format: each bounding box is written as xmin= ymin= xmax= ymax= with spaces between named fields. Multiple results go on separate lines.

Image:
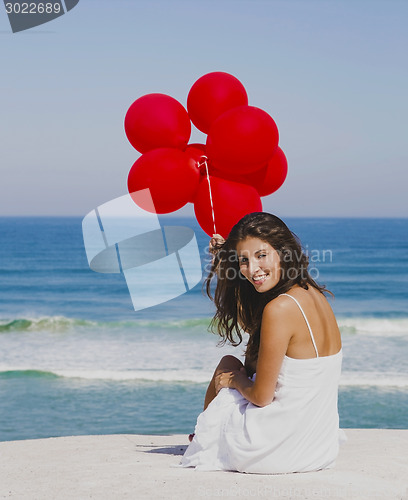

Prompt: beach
xmin=1 ymin=217 xmax=408 ymax=441
xmin=0 ymin=217 xmax=407 ymax=499
xmin=1 ymin=430 xmax=407 ymax=499
xmin=2 ymin=0 xmax=407 ymax=496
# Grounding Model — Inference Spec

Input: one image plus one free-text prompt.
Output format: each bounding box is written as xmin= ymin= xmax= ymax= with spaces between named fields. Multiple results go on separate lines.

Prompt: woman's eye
xmin=258 ymin=254 xmax=266 ymax=258
xmin=239 ymin=258 xmax=248 ymax=264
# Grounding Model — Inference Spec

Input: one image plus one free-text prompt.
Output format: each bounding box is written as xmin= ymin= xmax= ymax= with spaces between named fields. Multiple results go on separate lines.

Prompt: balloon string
xmin=198 ymin=156 xmax=217 ymax=235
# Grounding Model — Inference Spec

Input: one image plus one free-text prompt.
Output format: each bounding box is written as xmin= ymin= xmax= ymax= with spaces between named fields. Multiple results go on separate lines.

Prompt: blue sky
xmin=1 ymin=0 xmax=407 ymax=217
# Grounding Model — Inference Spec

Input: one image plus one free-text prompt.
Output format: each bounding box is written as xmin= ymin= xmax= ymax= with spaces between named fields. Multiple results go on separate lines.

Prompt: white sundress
xmin=180 ymin=293 xmax=344 ymax=474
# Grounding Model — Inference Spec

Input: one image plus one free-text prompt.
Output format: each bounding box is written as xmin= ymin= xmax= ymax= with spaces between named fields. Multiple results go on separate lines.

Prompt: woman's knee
xmin=216 ymin=355 xmax=243 ymax=373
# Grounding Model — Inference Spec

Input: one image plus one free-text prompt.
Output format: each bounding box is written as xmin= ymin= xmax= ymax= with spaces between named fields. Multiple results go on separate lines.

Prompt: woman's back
xmin=280 ymin=285 xmax=342 ymax=359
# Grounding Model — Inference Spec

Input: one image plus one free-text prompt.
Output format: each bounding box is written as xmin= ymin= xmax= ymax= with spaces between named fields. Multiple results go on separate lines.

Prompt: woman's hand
xmin=215 ymin=366 xmax=249 ymax=394
xmin=209 ymin=234 xmax=225 ymax=255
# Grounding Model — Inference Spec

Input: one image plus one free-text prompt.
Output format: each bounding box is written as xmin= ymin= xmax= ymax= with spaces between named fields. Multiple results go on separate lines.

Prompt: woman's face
xmin=236 ymin=237 xmax=281 ymax=293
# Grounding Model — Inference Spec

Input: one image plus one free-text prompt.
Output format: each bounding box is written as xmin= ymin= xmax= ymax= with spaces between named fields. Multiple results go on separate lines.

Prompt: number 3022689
xmin=5 ymin=2 xmax=62 ymax=14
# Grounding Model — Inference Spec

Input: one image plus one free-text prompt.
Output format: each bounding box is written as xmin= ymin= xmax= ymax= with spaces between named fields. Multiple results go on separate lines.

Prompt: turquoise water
xmin=0 ymin=216 xmax=407 ymax=441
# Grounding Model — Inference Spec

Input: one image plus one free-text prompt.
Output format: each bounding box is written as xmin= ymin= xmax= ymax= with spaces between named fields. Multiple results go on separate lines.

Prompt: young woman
xmin=180 ymin=212 xmax=343 ymax=474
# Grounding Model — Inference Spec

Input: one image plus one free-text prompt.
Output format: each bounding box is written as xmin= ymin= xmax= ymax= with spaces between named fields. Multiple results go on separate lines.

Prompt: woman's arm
xmin=215 ymin=297 xmax=293 ymax=407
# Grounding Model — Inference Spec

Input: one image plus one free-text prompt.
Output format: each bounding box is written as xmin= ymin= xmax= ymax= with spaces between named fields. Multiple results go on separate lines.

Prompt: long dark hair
xmin=205 ymin=212 xmax=332 ymax=362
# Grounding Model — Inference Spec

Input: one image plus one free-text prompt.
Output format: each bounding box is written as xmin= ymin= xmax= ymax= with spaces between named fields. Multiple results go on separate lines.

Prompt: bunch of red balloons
xmin=125 ymin=72 xmax=288 ymax=238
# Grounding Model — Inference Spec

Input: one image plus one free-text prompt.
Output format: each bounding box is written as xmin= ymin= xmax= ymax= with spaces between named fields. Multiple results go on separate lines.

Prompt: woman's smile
xmin=252 ymin=273 xmax=268 ymax=286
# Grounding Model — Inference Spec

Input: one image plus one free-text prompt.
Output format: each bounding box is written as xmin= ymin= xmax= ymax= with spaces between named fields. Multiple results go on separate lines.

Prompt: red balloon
xmin=124 ymin=94 xmax=191 ymax=154
xmin=184 ymin=144 xmax=207 ymax=201
xmin=206 ymin=105 xmax=279 ymax=175
xmin=185 ymin=143 xmax=206 ymax=162
xmin=185 ymin=143 xmax=206 ymax=153
xmin=206 ymin=147 xmax=288 ymax=197
xmin=194 ymin=176 xmax=262 ymax=238
xmin=187 ymin=72 xmax=248 ymax=134
xmin=204 ymin=161 xmax=248 ymax=184
xmin=241 ymin=147 xmax=288 ymax=196
xmin=127 ymin=148 xmax=200 ymax=214
xmin=185 ymin=143 xmax=208 ymax=176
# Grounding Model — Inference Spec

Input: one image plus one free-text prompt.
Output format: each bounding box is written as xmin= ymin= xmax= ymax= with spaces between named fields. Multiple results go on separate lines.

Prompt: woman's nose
xmin=248 ymin=259 xmax=260 ymax=275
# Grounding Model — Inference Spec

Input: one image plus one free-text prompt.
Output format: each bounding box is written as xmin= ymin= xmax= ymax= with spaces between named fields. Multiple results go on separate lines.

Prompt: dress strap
xmin=279 ymin=293 xmax=319 ymax=358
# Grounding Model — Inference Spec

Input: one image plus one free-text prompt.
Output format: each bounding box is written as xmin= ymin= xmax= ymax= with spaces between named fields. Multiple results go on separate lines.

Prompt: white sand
xmin=0 ymin=430 xmax=407 ymax=499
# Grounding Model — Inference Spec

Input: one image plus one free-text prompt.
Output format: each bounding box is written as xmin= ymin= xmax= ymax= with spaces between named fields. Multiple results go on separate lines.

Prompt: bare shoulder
xmin=261 ymin=294 xmax=299 ymax=336
xmin=263 ymin=293 xmax=298 ymax=318
xmin=260 ymin=296 xmax=295 ymax=351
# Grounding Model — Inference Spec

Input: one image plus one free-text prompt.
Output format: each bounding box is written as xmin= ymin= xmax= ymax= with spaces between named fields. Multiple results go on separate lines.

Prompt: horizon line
xmin=0 ymin=214 xmax=407 ymax=220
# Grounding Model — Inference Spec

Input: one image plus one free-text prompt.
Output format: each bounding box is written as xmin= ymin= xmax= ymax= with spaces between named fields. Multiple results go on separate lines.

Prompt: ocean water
xmin=0 ymin=216 xmax=407 ymax=441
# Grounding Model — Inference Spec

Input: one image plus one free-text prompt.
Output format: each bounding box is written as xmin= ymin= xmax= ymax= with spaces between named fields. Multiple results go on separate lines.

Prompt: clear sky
xmin=1 ymin=0 xmax=407 ymax=217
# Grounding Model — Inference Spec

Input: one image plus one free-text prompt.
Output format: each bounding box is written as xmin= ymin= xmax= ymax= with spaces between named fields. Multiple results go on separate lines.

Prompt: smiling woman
xmin=236 ymin=238 xmax=281 ymax=291
xmin=180 ymin=212 xmax=344 ymax=474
